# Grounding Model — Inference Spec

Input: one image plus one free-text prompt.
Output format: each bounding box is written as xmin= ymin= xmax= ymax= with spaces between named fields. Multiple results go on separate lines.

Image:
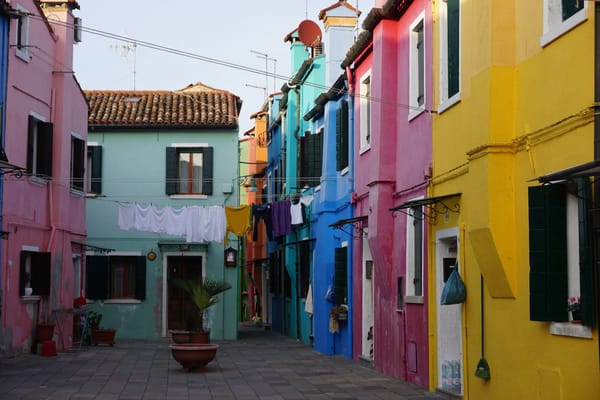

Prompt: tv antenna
xmin=110 ymin=37 xmax=137 ymax=90
xmin=250 ymin=50 xmax=277 ymax=97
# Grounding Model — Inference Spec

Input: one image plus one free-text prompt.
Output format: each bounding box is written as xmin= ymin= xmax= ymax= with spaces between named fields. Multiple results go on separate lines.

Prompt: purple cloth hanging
xmin=271 ymin=200 xmax=292 ymax=237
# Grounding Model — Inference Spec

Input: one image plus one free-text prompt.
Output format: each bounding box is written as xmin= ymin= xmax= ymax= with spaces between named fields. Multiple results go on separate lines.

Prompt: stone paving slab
xmin=0 ymin=326 xmax=449 ymax=400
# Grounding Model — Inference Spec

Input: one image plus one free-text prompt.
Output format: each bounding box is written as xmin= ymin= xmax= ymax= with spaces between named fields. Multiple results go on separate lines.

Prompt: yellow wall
xmin=430 ymin=1 xmax=598 ymax=399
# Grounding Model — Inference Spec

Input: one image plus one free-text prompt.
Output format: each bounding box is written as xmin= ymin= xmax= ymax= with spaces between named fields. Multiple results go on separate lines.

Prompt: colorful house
xmin=0 ymin=0 xmax=87 ymax=355
xmin=343 ymin=0 xmax=433 ymax=386
xmin=430 ymin=0 xmax=599 ymax=398
xmin=84 ymin=83 xmax=241 ymax=341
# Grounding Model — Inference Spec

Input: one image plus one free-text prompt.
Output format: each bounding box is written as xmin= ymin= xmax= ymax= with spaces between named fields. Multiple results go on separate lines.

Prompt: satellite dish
xmin=297 ymin=19 xmax=322 ymax=47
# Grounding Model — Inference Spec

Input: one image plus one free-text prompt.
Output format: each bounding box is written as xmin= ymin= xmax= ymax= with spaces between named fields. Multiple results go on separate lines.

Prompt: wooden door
xmin=167 ymin=256 xmax=203 ymax=330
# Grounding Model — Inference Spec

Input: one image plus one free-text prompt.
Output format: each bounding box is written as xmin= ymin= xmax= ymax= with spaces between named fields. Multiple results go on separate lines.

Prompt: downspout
xmin=594 ymin=0 xmax=600 ymax=367
xmin=46 ymin=88 xmax=57 ymax=252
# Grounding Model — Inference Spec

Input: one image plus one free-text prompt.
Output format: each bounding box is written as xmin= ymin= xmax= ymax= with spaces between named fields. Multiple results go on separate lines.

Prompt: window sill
xmin=169 ymin=194 xmax=208 ymax=200
xmin=359 ymin=145 xmax=371 ymax=155
xmin=102 ymin=299 xmax=142 ymax=305
xmin=405 ymin=295 xmax=424 ymax=304
xmin=437 ymin=93 xmax=461 ymax=114
xmin=70 ymin=188 xmax=85 ymax=197
xmin=408 ymin=107 xmax=426 ymax=122
xmin=16 ymin=48 xmax=29 ymax=62
xmin=540 ymin=9 xmax=587 ymax=48
xmin=21 ymin=295 xmax=41 ymax=304
xmin=28 ymin=176 xmax=48 ymax=186
xmin=549 ymin=322 xmax=592 ymax=339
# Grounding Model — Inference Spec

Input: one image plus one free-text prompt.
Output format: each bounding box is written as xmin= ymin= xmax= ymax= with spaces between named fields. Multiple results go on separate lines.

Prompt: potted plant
xmin=170 ymin=278 xmax=232 ymax=344
xmin=88 ymin=311 xmax=116 ymax=346
xmin=330 ymin=305 xmax=348 ymax=321
xmin=169 ymin=278 xmax=231 ymax=372
xmin=567 ymin=296 xmax=581 ymax=323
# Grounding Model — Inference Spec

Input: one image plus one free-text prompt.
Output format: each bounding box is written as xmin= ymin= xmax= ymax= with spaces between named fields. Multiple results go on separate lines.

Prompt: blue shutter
xmin=528 ymin=185 xmax=568 ymax=322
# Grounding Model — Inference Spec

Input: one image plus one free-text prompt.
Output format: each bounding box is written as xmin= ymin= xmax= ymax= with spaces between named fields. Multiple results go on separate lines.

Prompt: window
xmin=165 ymin=146 xmax=213 ymax=195
xmin=299 ymin=241 xmax=311 ymax=298
xmin=334 ymin=246 xmax=348 ymax=305
xmin=528 ymin=178 xmax=595 ymax=327
xmin=20 ymin=250 xmax=51 ymax=297
xmin=409 ymin=14 xmax=425 ymax=118
xmin=86 ymin=255 xmax=146 ymax=300
xmin=15 ymin=6 xmax=29 ymax=61
xmin=336 ymin=100 xmax=349 ymax=171
xmin=298 ymin=130 xmax=323 ymax=188
xmin=438 ymin=0 xmax=460 ymax=111
xmin=359 ymin=73 xmax=371 ymax=151
xmin=406 ymin=206 xmax=424 ymax=297
xmin=27 ymin=115 xmax=53 ymax=178
xmin=70 ymin=135 xmax=85 ymax=192
xmin=542 ymin=0 xmax=587 ymax=46
xmin=86 ymin=145 xmax=102 ymax=194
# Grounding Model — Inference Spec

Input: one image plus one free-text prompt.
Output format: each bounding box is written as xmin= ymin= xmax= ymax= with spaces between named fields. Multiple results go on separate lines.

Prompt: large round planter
xmin=36 ymin=323 xmax=55 ymax=343
xmin=170 ymin=343 xmax=219 ymax=372
xmin=91 ymin=328 xmax=116 ymax=346
xmin=169 ymin=330 xmax=209 ymax=344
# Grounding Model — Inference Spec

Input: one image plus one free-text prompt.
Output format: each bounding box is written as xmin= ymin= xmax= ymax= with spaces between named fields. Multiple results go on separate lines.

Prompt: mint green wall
xmin=86 ymin=128 xmax=240 ymax=340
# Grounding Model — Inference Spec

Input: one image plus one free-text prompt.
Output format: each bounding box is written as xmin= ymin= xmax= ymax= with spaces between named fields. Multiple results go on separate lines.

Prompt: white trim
xmin=169 ymin=194 xmax=208 ymax=200
xmin=15 ymin=5 xmax=29 ymax=62
xmin=71 ymin=131 xmax=82 ymax=140
xmin=359 ymin=70 xmax=372 ymax=153
xmin=405 ymin=196 xmax=425 ymax=297
xmin=87 ymin=141 xmax=99 ymax=146
xmin=550 ymin=322 xmax=592 ymax=339
xmin=438 ymin=0 xmax=461 ymax=112
xmin=541 ymin=0 xmax=588 ymax=47
xmin=22 ymin=245 xmax=39 ymax=252
xmin=169 ymin=143 xmax=209 ymax=148
xmin=408 ymin=12 xmax=426 ymax=121
xmin=103 ymin=298 xmax=142 ymax=305
xmin=437 ymin=93 xmax=461 ymax=114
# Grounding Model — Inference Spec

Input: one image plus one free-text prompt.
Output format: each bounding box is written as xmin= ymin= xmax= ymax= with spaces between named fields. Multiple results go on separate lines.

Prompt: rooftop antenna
xmin=250 ymin=50 xmax=277 ymax=96
xmin=305 ymin=0 xmax=308 ymax=19
xmin=245 ymin=84 xmax=267 ymax=102
xmin=109 ymin=35 xmax=137 ymax=90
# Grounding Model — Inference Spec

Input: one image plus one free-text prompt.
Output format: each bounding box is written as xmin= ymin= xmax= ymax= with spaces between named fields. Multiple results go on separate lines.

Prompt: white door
xmin=436 ymin=228 xmax=463 ymax=395
xmin=361 ymin=230 xmax=374 ymax=360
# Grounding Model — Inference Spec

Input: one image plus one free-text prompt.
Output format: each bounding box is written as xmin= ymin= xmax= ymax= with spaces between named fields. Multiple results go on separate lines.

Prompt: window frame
xmin=27 ymin=113 xmax=53 ymax=179
xmin=15 ymin=5 xmax=29 ymax=62
xmin=405 ymin=205 xmax=424 ymax=299
xmin=86 ymin=254 xmax=146 ymax=302
xmin=359 ymin=71 xmax=371 ymax=153
xmin=165 ymin=145 xmax=213 ymax=197
xmin=336 ymin=100 xmax=349 ymax=172
xmin=86 ymin=144 xmax=103 ymax=195
xmin=334 ymin=244 xmax=348 ymax=305
xmin=20 ymin=249 xmax=51 ymax=297
xmin=70 ymin=134 xmax=85 ymax=193
xmin=438 ymin=0 xmax=461 ymax=113
xmin=409 ymin=13 xmax=426 ymax=120
xmin=541 ymin=0 xmax=588 ymax=47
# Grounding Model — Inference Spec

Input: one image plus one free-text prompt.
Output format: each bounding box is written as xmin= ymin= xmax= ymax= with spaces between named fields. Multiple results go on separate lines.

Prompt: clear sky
xmin=73 ymin=0 xmax=374 ymax=134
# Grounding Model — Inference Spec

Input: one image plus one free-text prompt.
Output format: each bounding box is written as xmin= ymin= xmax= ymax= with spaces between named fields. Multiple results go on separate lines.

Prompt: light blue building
xmin=84 ymin=83 xmax=242 ymax=341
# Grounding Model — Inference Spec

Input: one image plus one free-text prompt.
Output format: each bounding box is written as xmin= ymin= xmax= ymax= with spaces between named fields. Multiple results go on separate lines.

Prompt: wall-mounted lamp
xmin=147 ymin=249 xmax=157 ymax=261
xmin=224 ymin=247 xmax=237 ymax=267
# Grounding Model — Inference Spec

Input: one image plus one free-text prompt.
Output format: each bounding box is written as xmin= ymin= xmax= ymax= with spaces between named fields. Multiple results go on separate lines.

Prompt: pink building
xmin=344 ymin=0 xmax=432 ymax=386
xmin=1 ymin=0 xmax=87 ymax=355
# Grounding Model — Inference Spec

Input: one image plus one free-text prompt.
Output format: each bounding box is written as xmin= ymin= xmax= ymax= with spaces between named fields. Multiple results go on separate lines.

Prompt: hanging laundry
xmin=300 ymin=194 xmax=314 ymax=206
xmin=165 ymin=206 xmax=188 ymax=237
xmin=271 ymin=200 xmax=291 ymax=237
xmin=224 ymin=205 xmax=252 ymax=244
xmin=252 ymin=203 xmax=273 ymax=241
xmin=290 ymin=200 xmax=304 ymax=226
xmin=133 ymin=203 xmax=153 ymax=232
xmin=117 ymin=202 xmax=135 ymax=230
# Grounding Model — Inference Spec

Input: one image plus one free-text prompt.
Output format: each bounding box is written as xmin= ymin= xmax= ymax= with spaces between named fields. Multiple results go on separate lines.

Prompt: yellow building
xmin=430 ymin=1 xmax=598 ymax=399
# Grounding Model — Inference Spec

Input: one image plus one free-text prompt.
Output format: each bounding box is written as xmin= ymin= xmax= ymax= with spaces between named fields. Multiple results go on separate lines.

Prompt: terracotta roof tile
xmin=84 ymin=83 xmax=241 ymax=129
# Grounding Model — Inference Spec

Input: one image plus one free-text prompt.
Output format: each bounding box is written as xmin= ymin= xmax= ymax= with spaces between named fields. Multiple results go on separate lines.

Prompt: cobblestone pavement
xmin=0 ymin=325 xmax=449 ymax=400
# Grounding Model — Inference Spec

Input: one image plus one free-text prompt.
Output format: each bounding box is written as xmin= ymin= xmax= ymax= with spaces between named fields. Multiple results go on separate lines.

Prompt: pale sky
xmin=73 ymin=0 xmax=374 ymax=134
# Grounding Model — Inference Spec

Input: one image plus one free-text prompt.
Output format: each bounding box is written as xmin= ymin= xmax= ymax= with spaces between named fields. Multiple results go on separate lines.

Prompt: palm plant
xmin=173 ymin=278 xmax=232 ymax=333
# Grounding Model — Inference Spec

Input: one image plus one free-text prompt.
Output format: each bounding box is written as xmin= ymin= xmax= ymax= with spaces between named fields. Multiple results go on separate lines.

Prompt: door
xmin=436 ymin=229 xmax=463 ymax=395
xmin=361 ymin=231 xmax=374 ymax=360
xmin=167 ymin=256 xmax=203 ymax=331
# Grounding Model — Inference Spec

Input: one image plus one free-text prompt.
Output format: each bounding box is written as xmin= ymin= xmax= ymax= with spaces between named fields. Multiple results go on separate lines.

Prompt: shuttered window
xmin=86 ymin=255 xmax=146 ymax=300
xmin=528 ymin=179 xmax=595 ymax=327
xmin=87 ymin=146 xmax=103 ymax=194
xmin=298 ymin=131 xmax=323 ymax=188
xmin=336 ymin=101 xmax=349 ymax=171
xmin=447 ymin=0 xmax=460 ymax=99
xmin=165 ymin=147 xmax=213 ymax=195
xmin=27 ymin=115 xmax=53 ymax=178
xmin=70 ymin=136 xmax=85 ymax=191
xmin=20 ymin=251 xmax=51 ymax=297
xmin=334 ymin=247 xmax=348 ymax=305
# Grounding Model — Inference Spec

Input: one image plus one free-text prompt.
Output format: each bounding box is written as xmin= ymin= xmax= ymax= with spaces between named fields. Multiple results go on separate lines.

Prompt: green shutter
xmin=528 ymin=185 xmax=568 ymax=322
xmin=31 ymin=252 xmax=51 ymax=296
xmin=27 ymin=116 xmax=35 ymax=173
xmin=135 ymin=256 xmax=146 ymax=300
xmin=562 ymin=0 xmax=583 ymax=21
xmin=72 ymin=137 xmax=85 ymax=191
xmin=202 ymin=147 xmax=213 ymax=195
xmin=90 ymin=146 xmax=103 ymax=194
xmin=577 ymin=178 xmax=595 ymax=327
xmin=447 ymin=0 xmax=460 ymax=98
xmin=86 ymin=256 xmax=109 ymax=300
xmin=165 ymin=147 xmax=177 ymax=195
xmin=334 ymin=247 xmax=348 ymax=305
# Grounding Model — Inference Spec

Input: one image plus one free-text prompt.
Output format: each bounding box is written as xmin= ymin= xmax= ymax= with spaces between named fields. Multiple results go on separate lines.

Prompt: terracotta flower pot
xmin=169 ymin=330 xmax=209 ymax=344
xmin=170 ymin=343 xmax=219 ymax=372
xmin=36 ymin=323 xmax=55 ymax=343
xmin=91 ymin=328 xmax=116 ymax=346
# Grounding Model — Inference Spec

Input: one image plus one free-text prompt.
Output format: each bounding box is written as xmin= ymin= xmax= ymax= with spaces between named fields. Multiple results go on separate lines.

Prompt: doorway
xmin=361 ymin=230 xmax=374 ymax=360
xmin=435 ymin=228 xmax=463 ymax=395
xmin=165 ymin=255 xmax=204 ymax=333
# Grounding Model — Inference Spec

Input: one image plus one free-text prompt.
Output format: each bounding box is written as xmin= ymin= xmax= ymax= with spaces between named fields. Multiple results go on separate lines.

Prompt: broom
xmin=475 ymin=274 xmax=491 ymax=379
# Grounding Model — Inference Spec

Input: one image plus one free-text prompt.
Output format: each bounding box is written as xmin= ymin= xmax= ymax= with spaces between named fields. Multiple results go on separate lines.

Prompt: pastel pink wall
xmin=351 ymin=0 xmax=432 ymax=387
xmin=1 ymin=1 xmax=87 ymax=354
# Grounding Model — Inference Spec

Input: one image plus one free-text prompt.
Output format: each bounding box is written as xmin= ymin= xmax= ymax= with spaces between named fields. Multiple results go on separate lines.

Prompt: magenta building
xmin=344 ymin=0 xmax=433 ymax=386
xmin=1 ymin=0 xmax=87 ymax=355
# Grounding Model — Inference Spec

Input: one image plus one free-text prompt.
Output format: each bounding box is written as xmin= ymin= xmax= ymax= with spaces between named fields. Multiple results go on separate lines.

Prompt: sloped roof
xmin=318 ymin=0 xmax=360 ymax=20
xmin=84 ymin=83 xmax=241 ymax=129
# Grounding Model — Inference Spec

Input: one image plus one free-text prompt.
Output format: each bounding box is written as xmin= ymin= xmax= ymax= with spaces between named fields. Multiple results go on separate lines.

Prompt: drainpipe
xmin=595 ymin=1 xmax=600 ymax=160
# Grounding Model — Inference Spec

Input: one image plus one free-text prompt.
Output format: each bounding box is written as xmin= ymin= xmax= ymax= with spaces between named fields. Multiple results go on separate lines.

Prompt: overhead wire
xmin=29 ymin=12 xmax=430 ymax=113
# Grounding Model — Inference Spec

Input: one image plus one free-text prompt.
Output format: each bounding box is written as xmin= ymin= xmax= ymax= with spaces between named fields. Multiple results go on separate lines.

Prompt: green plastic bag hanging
xmin=440 ymin=265 xmax=466 ymax=305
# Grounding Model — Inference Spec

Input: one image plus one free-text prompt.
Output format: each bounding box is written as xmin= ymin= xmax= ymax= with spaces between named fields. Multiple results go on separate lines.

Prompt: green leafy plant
xmin=173 ymin=278 xmax=232 ymax=333
xmin=87 ymin=311 xmax=103 ymax=329
xmin=567 ymin=296 xmax=581 ymax=312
